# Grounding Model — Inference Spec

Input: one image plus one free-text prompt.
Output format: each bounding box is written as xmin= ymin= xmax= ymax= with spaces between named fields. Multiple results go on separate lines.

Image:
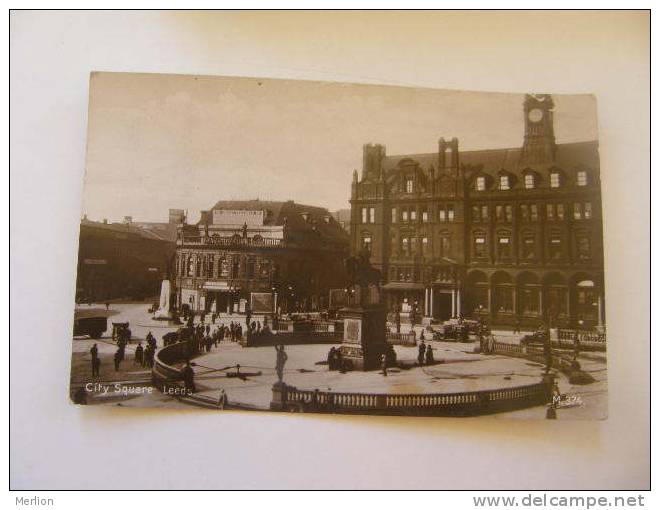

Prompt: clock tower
xmin=521 ymin=94 xmax=556 ymax=165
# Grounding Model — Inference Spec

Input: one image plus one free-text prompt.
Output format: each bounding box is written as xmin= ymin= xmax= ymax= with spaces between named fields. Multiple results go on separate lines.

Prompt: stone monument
xmin=339 ymin=247 xmax=388 ymax=371
xmin=153 ymin=279 xmax=174 ymax=320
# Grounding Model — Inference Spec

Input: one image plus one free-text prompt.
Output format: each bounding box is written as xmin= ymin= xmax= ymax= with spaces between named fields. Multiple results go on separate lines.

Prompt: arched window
xmin=492 ymin=271 xmax=514 ymax=313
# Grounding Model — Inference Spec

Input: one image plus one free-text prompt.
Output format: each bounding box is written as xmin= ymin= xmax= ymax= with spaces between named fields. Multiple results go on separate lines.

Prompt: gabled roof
xmin=381 ymin=140 xmax=599 ymax=176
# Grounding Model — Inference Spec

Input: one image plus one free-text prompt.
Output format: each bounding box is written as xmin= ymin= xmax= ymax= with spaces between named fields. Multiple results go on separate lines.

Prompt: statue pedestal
xmin=270 ymin=382 xmax=288 ymax=411
xmin=339 ymin=306 xmax=388 ymax=371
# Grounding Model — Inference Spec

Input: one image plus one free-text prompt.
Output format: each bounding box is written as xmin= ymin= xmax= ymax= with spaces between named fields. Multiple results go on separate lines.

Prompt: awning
xmin=381 ymin=282 xmax=425 ymax=291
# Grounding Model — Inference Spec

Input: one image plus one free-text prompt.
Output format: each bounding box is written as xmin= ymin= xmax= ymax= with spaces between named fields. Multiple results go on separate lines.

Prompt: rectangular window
xmin=422 ymin=237 xmax=428 ymax=255
xmin=522 ymin=236 xmax=535 ymax=259
xmin=406 ymin=178 xmax=413 ymax=193
xmin=546 ymin=204 xmax=554 ymax=220
xmin=505 ymin=205 xmax=513 ymax=222
xmin=577 ymin=236 xmax=591 ymax=259
xmin=574 ymin=203 xmax=582 ymax=220
xmin=550 ymin=173 xmax=560 ymax=188
xmin=472 ymin=206 xmax=480 ymax=222
xmin=530 ymin=204 xmax=538 ymax=221
xmin=422 ymin=209 xmax=428 ymax=222
xmin=402 ymin=237 xmax=409 ymax=254
xmin=391 ymin=208 xmax=397 ymax=223
xmin=447 ymin=205 xmax=455 ymax=221
xmin=550 ymin=236 xmax=562 ymax=259
xmin=500 ymin=175 xmax=510 ymax=190
xmin=584 ymin=202 xmax=592 ymax=219
xmin=410 ymin=209 xmax=417 ymax=221
xmin=476 ymin=176 xmax=486 ymax=191
xmin=369 ymin=207 xmax=375 ymax=223
xmin=525 ymin=174 xmax=535 ymax=189
xmin=441 ymin=236 xmax=451 ymax=257
xmin=474 ymin=236 xmax=486 ymax=258
xmin=557 ymin=204 xmax=565 ymax=220
xmin=520 ymin=204 xmax=529 ymax=221
xmin=410 ymin=237 xmax=418 ymax=254
xmin=362 ymin=236 xmax=372 ymax=252
xmin=481 ymin=205 xmax=489 ymax=221
xmin=361 ymin=207 xmax=367 ymax=224
xmin=496 ymin=205 xmax=503 ymax=221
xmin=402 ymin=209 xmax=408 ymax=222
xmin=439 ymin=208 xmax=447 ymax=222
xmin=498 ymin=236 xmax=511 ymax=259
xmin=577 ymin=171 xmax=588 ymax=186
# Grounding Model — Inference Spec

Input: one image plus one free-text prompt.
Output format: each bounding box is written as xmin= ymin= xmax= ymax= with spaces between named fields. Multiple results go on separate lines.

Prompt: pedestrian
xmin=181 ymin=361 xmax=196 ymax=393
xmin=90 ymin=343 xmax=98 ymax=375
xmin=381 ymin=353 xmax=388 ymax=377
xmin=113 ymin=349 xmax=121 ymax=371
xmin=573 ymin=331 xmax=581 ymax=361
xmin=418 ymin=340 xmax=426 ymax=366
xmin=425 ymin=345 xmax=434 ymax=365
xmin=513 ymin=318 xmax=521 ymax=334
xmin=420 ymin=329 xmax=425 ymax=341
xmin=105 ymin=302 xmax=110 ymax=311
xmin=217 ymin=389 xmax=227 ymax=410
xmin=134 ymin=342 xmax=144 ymax=366
xmin=327 ymin=347 xmax=336 ymax=370
xmin=92 ymin=356 xmax=101 ymax=377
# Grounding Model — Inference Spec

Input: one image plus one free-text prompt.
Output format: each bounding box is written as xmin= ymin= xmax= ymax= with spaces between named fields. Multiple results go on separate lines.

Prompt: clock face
xmin=528 ymin=108 xmax=543 ymax=123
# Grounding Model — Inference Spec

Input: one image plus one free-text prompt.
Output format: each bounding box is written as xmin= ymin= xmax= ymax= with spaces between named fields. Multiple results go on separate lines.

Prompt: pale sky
xmin=83 ymin=72 xmax=598 ymax=223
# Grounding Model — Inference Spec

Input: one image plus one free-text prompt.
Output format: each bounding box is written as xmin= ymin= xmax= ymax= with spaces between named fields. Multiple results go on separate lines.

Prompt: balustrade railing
xmin=386 ymin=331 xmax=417 ymax=346
xmin=279 ymin=380 xmax=550 ymax=416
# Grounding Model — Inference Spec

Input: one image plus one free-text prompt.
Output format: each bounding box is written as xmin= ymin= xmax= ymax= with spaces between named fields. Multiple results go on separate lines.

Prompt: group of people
xmin=326 ymin=346 xmax=345 ymax=371
xmin=416 ymin=340 xmax=435 ymax=366
xmin=133 ymin=331 xmax=157 ymax=368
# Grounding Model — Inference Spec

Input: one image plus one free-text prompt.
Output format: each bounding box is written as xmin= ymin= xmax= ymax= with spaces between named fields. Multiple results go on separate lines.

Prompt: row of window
xmin=472 ymin=233 xmax=592 ymax=261
xmin=365 ymin=231 xmax=593 ymax=262
xmin=475 ymin=170 xmax=589 ymax=191
xmin=471 ymin=202 xmax=593 ymax=222
xmin=361 ymin=200 xmax=594 ymax=225
xmin=177 ymin=253 xmax=272 ymax=280
xmin=361 ymin=205 xmax=458 ymax=224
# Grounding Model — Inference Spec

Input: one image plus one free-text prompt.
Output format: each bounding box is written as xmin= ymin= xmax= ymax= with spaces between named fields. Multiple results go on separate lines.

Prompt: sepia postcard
xmin=70 ymin=72 xmax=607 ymax=419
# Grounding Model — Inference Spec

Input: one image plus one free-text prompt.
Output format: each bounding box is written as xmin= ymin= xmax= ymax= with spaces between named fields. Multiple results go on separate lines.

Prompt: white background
xmin=9 ymin=10 xmax=650 ymax=490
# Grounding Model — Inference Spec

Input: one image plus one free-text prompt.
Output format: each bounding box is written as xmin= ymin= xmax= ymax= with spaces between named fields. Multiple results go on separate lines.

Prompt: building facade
xmin=350 ymin=95 xmax=605 ymax=329
xmin=174 ymin=200 xmax=349 ymax=315
xmin=76 ymin=216 xmax=177 ymax=303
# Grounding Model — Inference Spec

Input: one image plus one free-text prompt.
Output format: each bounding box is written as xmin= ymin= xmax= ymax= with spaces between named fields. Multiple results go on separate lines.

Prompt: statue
xmin=242 ymin=222 xmax=248 ymax=239
xmin=344 ymin=246 xmax=382 ymax=300
xmin=275 ymin=344 xmax=288 ymax=383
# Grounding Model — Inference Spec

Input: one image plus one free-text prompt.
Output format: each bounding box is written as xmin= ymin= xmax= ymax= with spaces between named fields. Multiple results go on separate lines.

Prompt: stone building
xmin=174 ymin=200 xmax=349 ymax=316
xmin=349 ymin=94 xmax=604 ymax=329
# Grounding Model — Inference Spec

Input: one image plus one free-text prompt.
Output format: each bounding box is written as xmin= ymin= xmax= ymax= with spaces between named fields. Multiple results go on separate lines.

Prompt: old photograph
xmin=70 ymin=72 xmax=607 ymax=419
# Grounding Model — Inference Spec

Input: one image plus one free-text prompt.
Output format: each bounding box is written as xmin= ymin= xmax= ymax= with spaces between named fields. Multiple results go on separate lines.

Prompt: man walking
xmin=418 ymin=340 xmax=426 ymax=366
xmin=90 ymin=343 xmax=98 ymax=374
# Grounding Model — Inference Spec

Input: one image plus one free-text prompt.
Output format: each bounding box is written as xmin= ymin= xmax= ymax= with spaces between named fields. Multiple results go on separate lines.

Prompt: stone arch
xmin=517 ymin=271 xmax=541 ymax=317
xmin=465 ymin=270 xmax=489 ymax=317
xmin=491 ymin=271 xmax=514 ymax=315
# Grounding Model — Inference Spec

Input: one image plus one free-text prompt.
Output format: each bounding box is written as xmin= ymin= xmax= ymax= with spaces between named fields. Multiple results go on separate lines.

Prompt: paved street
xmin=72 ymin=303 xmax=608 ymax=419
